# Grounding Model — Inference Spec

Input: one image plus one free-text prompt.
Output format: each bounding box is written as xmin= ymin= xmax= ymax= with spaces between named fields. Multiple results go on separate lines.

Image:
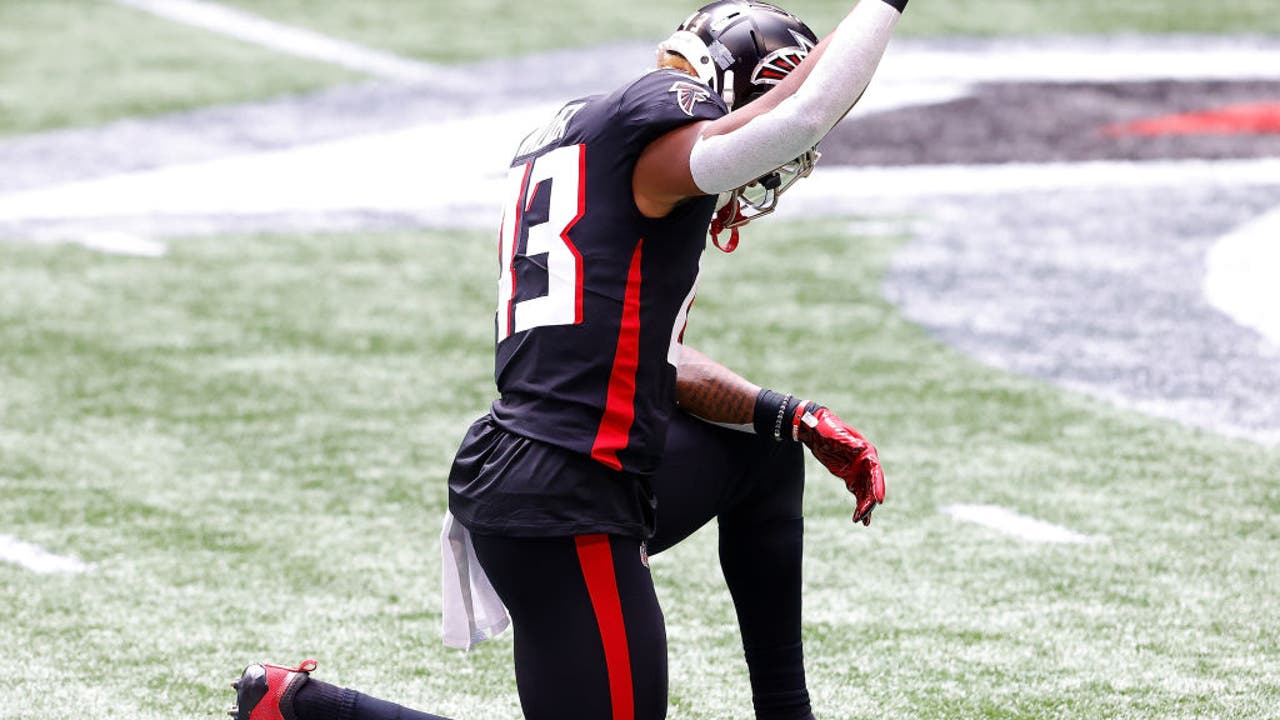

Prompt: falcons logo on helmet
xmin=751 ymin=30 xmax=816 ymax=86
xmin=669 ymin=81 xmax=712 ymax=116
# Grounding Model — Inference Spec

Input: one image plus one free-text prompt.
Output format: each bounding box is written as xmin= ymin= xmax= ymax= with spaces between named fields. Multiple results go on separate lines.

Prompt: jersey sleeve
xmin=614 ymin=69 xmax=729 ymax=150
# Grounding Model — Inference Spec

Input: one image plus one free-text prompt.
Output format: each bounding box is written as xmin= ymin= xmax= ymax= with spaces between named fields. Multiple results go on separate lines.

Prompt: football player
xmin=230 ymin=1 xmax=906 ymax=719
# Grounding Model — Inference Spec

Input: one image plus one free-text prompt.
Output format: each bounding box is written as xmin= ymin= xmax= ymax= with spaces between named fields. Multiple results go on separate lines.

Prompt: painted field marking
xmin=1204 ymin=204 xmax=1280 ymax=347
xmin=111 ymin=0 xmax=447 ymax=83
xmin=0 ymin=102 xmax=557 ymax=223
xmin=881 ymin=41 xmax=1280 ymax=83
xmin=3 ymin=149 xmax=1277 ymax=229
xmin=0 ymin=534 xmax=93 ymax=574
xmin=941 ymin=504 xmax=1099 ymax=544
xmin=77 ymin=232 xmax=167 ymax=258
xmin=788 ymin=157 xmax=1280 ymax=206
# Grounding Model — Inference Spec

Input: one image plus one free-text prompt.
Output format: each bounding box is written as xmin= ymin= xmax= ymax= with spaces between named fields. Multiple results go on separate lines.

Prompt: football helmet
xmin=659 ymin=0 xmax=818 ymax=111
xmin=658 ymin=1 xmax=821 ymax=249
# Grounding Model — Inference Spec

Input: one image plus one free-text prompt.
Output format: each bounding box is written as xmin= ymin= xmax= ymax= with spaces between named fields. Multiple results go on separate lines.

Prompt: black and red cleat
xmin=228 ymin=659 xmax=317 ymax=720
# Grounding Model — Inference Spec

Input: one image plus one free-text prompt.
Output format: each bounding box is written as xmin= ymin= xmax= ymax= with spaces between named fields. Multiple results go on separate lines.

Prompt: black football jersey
xmin=488 ymin=69 xmax=729 ymax=475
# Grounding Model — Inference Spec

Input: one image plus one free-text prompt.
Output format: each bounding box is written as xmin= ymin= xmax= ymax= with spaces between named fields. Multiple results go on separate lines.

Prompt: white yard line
xmin=77 ymin=232 xmax=168 ymax=257
xmin=4 ymin=147 xmax=1278 ymax=229
xmin=941 ymin=504 xmax=1099 ymax=544
xmin=0 ymin=103 xmax=556 ymax=224
xmin=881 ymin=43 xmax=1280 ymax=84
xmin=111 ymin=0 xmax=444 ymax=83
xmin=0 ymin=534 xmax=93 ymax=574
xmin=786 ymin=157 xmax=1280 ymax=207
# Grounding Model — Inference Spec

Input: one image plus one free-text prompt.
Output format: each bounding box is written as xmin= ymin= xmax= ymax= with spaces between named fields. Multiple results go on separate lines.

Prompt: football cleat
xmin=228 ymin=659 xmax=317 ymax=720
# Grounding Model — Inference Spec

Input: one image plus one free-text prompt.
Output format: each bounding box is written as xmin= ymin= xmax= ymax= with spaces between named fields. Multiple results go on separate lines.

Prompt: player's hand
xmin=794 ymin=404 xmax=885 ymax=526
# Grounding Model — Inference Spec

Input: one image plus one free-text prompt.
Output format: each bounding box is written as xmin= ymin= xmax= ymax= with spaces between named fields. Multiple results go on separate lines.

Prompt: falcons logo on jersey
xmin=669 ymin=81 xmax=712 ymax=116
xmin=751 ymin=30 xmax=816 ymax=86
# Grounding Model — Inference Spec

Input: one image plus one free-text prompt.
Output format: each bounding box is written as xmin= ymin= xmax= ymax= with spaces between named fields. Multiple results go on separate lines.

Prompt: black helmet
xmin=658 ymin=1 xmax=818 ymax=111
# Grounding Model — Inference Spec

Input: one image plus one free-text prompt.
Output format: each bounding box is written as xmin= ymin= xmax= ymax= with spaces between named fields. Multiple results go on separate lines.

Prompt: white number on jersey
xmin=496 ymin=144 xmax=586 ymax=341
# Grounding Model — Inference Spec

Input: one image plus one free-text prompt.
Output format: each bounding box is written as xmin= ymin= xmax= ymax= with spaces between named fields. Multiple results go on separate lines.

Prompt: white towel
xmin=440 ymin=510 xmax=511 ymax=651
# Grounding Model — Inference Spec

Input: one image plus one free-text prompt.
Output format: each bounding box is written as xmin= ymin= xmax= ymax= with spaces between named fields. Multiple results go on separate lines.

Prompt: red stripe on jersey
xmin=569 ymin=144 xmax=587 ymax=323
xmin=574 ymin=534 xmax=634 ymax=720
xmin=590 ymin=240 xmax=644 ymax=470
xmin=677 ymin=293 xmax=696 ymax=346
xmin=504 ymin=163 xmax=534 ymax=338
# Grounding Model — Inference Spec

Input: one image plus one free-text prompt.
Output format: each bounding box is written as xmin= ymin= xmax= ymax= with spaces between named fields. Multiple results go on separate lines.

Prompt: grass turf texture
xmin=223 ymin=0 xmax=1280 ymax=62
xmin=0 ymin=0 xmax=357 ymax=138
xmin=1 ymin=223 xmax=1277 ymax=719
xmin=5 ymin=0 xmax=1279 ymax=137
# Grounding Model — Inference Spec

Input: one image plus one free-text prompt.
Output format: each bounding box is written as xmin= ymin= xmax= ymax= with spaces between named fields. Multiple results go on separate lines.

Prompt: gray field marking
xmin=884 ymin=185 xmax=1280 ymax=447
xmin=826 ymin=80 xmax=1280 ymax=166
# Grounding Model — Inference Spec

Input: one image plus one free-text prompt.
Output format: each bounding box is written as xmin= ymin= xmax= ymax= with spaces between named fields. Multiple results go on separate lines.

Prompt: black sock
xmin=349 ymin=691 xmax=452 ymax=720
xmin=720 ymin=516 xmax=814 ymax=720
xmin=292 ymin=679 xmax=356 ymax=720
xmin=744 ymin=644 xmax=813 ymax=720
xmin=293 ymin=679 xmax=452 ymax=720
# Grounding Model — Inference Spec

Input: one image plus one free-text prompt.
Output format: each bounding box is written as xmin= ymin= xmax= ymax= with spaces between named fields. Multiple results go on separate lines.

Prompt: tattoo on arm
xmin=675 ymin=346 xmax=760 ymax=425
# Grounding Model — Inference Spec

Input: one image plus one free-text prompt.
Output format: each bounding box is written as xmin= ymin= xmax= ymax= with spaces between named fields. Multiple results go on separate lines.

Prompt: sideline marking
xmin=0 ymin=535 xmax=92 ymax=574
xmin=1204 ymin=204 xmax=1280 ymax=347
xmin=111 ymin=0 xmax=444 ymax=83
xmin=786 ymin=158 xmax=1280 ymax=206
xmin=882 ymin=40 xmax=1280 ymax=83
xmin=941 ymin=504 xmax=1098 ymax=544
xmin=3 ymin=149 xmax=1278 ymax=228
xmin=77 ymin=232 xmax=167 ymax=258
xmin=0 ymin=103 xmax=557 ymax=224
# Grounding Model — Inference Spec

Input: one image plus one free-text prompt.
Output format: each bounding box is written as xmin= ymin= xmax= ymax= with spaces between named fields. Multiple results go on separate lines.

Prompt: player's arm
xmin=675 ymin=345 xmax=886 ymax=526
xmin=634 ymin=0 xmax=908 ymax=217
xmin=674 ymin=345 xmax=761 ymax=427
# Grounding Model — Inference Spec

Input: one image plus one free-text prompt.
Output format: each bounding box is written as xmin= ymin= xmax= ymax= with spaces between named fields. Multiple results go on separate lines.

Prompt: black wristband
xmin=881 ymin=0 xmax=908 ymax=12
xmin=753 ymin=389 xmax=804 ymax=442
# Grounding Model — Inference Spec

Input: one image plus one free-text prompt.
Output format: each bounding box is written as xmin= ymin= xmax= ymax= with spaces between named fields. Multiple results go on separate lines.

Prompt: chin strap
xmin=709 ymin=196 xmax=745 ymax=253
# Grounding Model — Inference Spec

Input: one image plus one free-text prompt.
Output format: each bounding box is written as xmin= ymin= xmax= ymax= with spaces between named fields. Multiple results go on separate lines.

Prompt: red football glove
xmin=793 ymin=404 xmax=886 ymax=526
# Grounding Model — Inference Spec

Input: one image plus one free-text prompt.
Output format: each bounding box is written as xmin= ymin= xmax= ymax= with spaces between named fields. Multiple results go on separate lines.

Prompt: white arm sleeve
xmin=689 ymin=0 xmax=903 ymax=194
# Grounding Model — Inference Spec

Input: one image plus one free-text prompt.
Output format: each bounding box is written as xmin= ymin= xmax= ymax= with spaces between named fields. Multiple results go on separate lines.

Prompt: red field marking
xmin=1106 ymin=102 xmax=1280 ymax=136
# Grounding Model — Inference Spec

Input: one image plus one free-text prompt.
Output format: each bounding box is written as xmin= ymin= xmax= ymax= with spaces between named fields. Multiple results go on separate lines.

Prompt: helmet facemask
xmin=732 ymin=147 xmax=820 ymax=225
xmin=710 ymin=147 xmax=818 ymax=251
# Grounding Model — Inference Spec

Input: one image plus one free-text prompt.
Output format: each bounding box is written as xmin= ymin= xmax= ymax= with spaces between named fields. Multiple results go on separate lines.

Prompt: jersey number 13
xmin=496 ymin=144 xmax=586 ymax=341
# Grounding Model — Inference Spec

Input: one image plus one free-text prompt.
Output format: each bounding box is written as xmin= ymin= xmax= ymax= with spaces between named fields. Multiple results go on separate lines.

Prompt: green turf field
xmin=2 ymin=224 xmax=1277 ymax=719
xmin=3 ymin=1 xmax=1279 ymax=718
xmin=0 ymin=0 xmax=355 ymax=138
xmin=4 ymin=0 xmax=1280 ymax=137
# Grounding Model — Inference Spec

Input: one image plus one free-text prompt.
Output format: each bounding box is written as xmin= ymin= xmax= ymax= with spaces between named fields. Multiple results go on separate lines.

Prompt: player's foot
xmin=228 ymin=659 xmax=317 ymax=720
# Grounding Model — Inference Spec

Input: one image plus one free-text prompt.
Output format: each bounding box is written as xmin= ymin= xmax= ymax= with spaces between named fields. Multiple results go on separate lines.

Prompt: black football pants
xmin=293 ymin=411 xmax=811 ymax=720
xmin=474 ymin=411 xmax=811 ymax=720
